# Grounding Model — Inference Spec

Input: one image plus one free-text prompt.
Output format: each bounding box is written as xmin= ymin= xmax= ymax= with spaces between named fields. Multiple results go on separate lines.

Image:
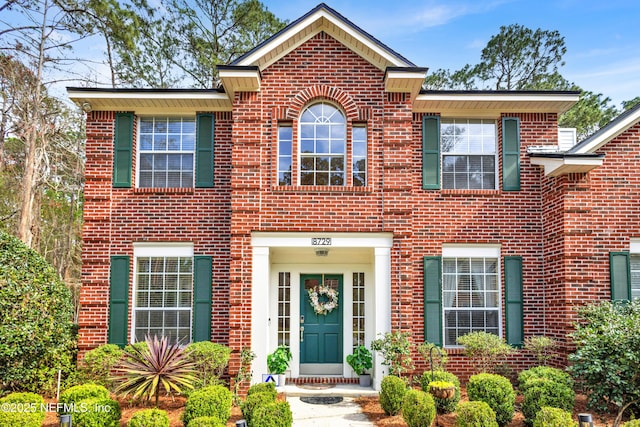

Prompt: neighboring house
xmin=67 ymin=3 xmax=640 ymax=388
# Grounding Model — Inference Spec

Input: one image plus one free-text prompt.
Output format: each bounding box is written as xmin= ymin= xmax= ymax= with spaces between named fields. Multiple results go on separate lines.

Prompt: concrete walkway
xmin=280 ymin=384 xmax=378 ymax=427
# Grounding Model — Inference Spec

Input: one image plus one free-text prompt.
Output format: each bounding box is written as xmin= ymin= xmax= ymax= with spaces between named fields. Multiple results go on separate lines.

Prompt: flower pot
xmin=359 ymin=374 xmax=371 ymax=387
xmin=278 ymin=374 xmax=286 ymax=387
xmin=429 ymin=384 xmax=455 ymax=399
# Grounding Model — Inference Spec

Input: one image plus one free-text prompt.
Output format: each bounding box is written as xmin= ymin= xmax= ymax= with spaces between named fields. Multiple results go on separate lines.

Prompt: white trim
xmin=630 ymin=239 xmax=640 ymax=254
xmin=442 ymin=244 xmax=501 ymax=258
xmin=528 ymin=155 xmax=603 ymax=176
xmin=133 ymin=242 xmax=194 ymax=257
xmin=416 ymin=92 xmax=580 ymax=103
xmin=251 ymin=232 xmax=393 ymax=248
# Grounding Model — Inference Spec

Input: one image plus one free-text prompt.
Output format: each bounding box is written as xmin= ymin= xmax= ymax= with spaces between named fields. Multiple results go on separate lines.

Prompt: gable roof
xmin=230 ymin=3 xmax=416 ymax=71
xmin=569 ymin=102 xmax=640 ymax=154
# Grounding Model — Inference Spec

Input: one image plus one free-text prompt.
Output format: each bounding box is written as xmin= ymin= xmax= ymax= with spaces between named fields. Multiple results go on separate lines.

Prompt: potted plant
xmin=346 ymin=345 xmax=373 ymax=387
xmin=428 ymin=380 xmax=456 ymax=400
xmin=267 ymin=345 xmax=292 ymax=386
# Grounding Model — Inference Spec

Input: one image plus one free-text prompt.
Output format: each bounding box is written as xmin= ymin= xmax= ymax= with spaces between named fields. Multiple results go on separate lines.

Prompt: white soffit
xmin=528 ymin=155 xmax=604 ymax=176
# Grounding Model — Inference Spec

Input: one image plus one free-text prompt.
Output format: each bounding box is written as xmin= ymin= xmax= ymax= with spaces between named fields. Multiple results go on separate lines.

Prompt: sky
xmin=260 ymin=0 xmax=640 ymax=107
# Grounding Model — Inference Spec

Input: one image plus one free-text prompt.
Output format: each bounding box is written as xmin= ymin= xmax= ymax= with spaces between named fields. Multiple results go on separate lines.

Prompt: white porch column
xmin=373 ymin=246 xmax=391 ymax=390
xmin=251 ymin=246 xmax=270 ymax=384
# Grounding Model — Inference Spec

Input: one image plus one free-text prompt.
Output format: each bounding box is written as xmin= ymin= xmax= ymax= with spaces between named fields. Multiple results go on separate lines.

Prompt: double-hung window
xmin=138 ymin=117 xmax=196 ymax=188
xmin=632 ymin=255 xmax=640 ymax=300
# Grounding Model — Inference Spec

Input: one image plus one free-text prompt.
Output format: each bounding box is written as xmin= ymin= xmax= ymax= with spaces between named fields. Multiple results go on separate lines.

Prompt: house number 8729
xmin=311 ymin=237 xmax=332 ymax=246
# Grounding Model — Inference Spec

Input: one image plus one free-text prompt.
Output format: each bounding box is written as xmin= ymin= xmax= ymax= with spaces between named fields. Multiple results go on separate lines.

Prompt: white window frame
xmin=631 ymin=240 xmax=640 ymax=300
xmin=131 ymin=243 xmax=194 ymax=344
xmin=442 ymin=245 xmax=502 ymax=347
xmin=136 ymin=116 xmax=196 ymax=188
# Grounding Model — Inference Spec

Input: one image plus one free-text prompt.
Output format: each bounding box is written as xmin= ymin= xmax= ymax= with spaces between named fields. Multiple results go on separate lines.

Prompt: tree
xmin=559 ymin=90 xmax=618 ymax=140
xmin=622 ymin=96 xmax=640 ymax=111
xmin=569 ymin=300 xmax=640 ymax=427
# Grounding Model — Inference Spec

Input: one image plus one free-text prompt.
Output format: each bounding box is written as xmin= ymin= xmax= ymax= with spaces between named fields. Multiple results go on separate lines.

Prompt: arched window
xmin=299 ymin=102 xmax=346 ymax=185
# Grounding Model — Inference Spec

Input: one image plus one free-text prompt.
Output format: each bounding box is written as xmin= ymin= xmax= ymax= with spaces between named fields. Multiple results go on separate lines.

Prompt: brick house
xmin=67 ymin=3 xmax=640 ymax=388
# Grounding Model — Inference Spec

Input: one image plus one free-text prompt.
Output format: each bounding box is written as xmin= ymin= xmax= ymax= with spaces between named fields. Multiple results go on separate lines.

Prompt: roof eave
xmin=528 ymin=153 xmax=605 ymax=176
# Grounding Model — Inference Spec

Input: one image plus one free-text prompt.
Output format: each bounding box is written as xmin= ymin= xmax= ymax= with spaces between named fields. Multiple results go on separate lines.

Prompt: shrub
xmin=379 ymin=375 xmax=407 ymax=415
xmin=623 ymin=421 xmax=640 ymax=427
xmin=524 ymin=336 xmax=557 ymax=366
xmin=370 ymin=331 xmax=414 ymax=377
xmin=0 ymin=392 xmax=46 ymax=427
xmin=0 ymin=231 xmax=75 ymax=394
xmin=71 ymin=397 xmax=121 ymax=427
xmin=456 ymin=331 xmax=513 ymax=374
xmin=58 ymin=383 xmax=110 ymax=414
xmin=240 ymin=391 xmax=276 ymax=427
xmin=247 ymin=381 xmax=278 ymax=399
xmin=128 ymin=408 xmax=170 ymax=427
xmin=185 ymin=341 xmax=231 ymax=388
xmin=401 ymin=389 xmax=436 ymax=427
xmin=251 ymin=401 xmax=293 ymax=427
xmin=532 ymin=406 xmax=577 ymax=427
xmin=521 ymin=378 xmax=574 ymax=426
xmin=518 ymin=366 xmax=573 ymax=392
xmin=79 ymin=344 xmax=124 ymax=391
xmin=467 ymin=373 xmax=515 ymax=426
xmin=182 ymin=384 xmax=233 ymax=426
xmin=419 ymin=370 xmax=460 ymax=413
xmin=187 ymin=416 xmax=226 ymax=427
xmin=455 ymin=400 xmax=498 ymax=427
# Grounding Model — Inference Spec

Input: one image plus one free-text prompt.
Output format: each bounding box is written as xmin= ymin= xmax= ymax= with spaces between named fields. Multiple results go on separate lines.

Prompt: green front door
xmin=300 ymin=274 xmax=343 ymax=375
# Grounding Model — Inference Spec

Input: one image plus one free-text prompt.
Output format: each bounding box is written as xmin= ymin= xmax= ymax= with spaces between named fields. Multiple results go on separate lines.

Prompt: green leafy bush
xmin=379 ymin=375 xmax=407 ymax=416
xmin=247 ymin=381 xmax=277 ymax=399
xmin=622 ymin=421 xmax=640 ymax=427
xmin=186 ymin=416 xmax=226 ymax=427
xmin=0 ymin=392 xmax=46 ymax=427
xmin=79 ymin=344 xmax=124 ymax=391
xmin=456 ymin=331 xmax=513 ymax=374
xmin=128 ymin=408 xmax=170 ymax=427
xmin=466 ymin=373 xmax=515 ymax=426
xmin=521 ymin=378 xmax=574 ymax=426
xmin=185 ymin=341 xmax=231 ymax=388
xmin=182 ymin=385 xmax=233 ymax=426
xmin=419 ymin=370 xmax=460 ymax=413
xmin=401 ymin=389 xmax=436 ymax=427
xmin=240 ymin=391 xmax=276 ymax=427
xmin=370 ymin=331 xmax=414 ymax=377
xmin=455 ymin=401 xmax=498 ymax=427
xmin=266 ymin=345 xmax=292 ymax=374
xmin=532 ymin=406 xmax=577 ymax=427
xmin=518 ymin=366 xmax=573 ymax=392
xmin=58 ymin=383 xmax=110 ymax=414
xmin=524 ymin=336 xmax=557 ymax=365
xmin=71 ymin=397 xmax=121 ymax=427
xmin=0 ymin=230 xmax=75 ymax=394
xmin=251 ymin=401 xmax=293 ymax=427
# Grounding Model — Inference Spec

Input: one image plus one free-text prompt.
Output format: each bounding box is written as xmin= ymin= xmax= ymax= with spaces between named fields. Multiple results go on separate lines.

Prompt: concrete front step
xmin=280 ymin=383 xmax=378 ymax=397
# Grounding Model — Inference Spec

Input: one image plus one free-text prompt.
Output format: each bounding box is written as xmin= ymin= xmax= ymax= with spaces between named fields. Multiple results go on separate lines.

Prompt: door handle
xmin=300 ymin=326 xmax=304 ymax=342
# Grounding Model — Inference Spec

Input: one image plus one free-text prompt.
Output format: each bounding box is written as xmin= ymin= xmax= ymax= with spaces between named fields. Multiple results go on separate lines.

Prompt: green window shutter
xmin=424 ymin=256 xmax=442 ymax=346
xmin=610 ymin=252 xmax=631 ymax=301
xmin=109 ymin=256 xmax=130 ymax=347
xmin=195 ymin=114 xmax=215 ymax=188
xmin=504 ymin=256 xmax=523 ymax=347
xmin=422 ymin=116 xmax=440 ymax=190
xmin=193 ymin=256 xmax=212 ymax=342
xmin=113 ymin=113 xmax=134 ymax=188
xmin=502 ymin=117 xmax=521 ymax=191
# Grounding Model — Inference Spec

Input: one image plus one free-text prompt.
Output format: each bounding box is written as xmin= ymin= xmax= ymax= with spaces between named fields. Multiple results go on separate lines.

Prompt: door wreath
xmin=307 ymin=285 xmax=339 ymax=315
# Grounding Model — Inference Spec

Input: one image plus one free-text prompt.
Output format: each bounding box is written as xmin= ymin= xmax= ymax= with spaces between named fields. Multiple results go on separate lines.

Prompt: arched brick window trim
xmin=287 ymin=85 xmax=359 ymax=121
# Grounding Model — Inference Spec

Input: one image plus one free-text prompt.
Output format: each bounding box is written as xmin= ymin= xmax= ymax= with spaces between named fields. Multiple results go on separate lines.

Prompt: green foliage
xmin=623 ymin=421 xmax=640 ymax=427
xmin=59 ymin=383 xmax=110 ymax=413
xmin=127 ymin=408 xmax=170 ymax=427
xmin=370 ymin=331 xmax=414 ymax=377
xmin=346 ymin=345 xmax=373 ymax=375
xmin=251 ymin=401 xmax=293 ymax=427
xmin=532 ymin=406 xmax=577 ymax=427
xmin=456 ymin=332 xmax=513 ymax=374
xmin=416 ymin=342 xmax=448 ymax=371
xmin=0 ymin=392 xmax=46 ymax=427
xmin=379 ymin=375 xmax=407 ymax=416
xmin=0 ymin=230 xmax=76 ymax=394
xmin=182 ymin=385 xmax=233 ymax=426
xmin=455 ymin=401 xmax=499 ymax=427
xmin=79 ymin=344 xmax=124 ymax=391
xmin=518 ymin=366 xmax=573 ymax=392
xmin=71 ymin=397 xmax=121 ymax=427
xmin=401 ymin=389 xmax=436 ymax=427
xmin=523 ymin=336 xmax=557 ymax=366
xmin=559 ymin=90 xmax=619 ymax=140
xmin=114 ymin=335 xmax=196 ymax=406
xmin=240 ymin=391 xmax=276 ymax=427
xmin=569 ymin=300 xmax=640 ymax=426
xmin=186 ymin=416 xmax=226 ymax=427
xmin=419 ymin=370 xmax=460 ymax=413
xmin=247 ymin=382 xmax=277 ymax=399
xmin=267 ymin=345 xmax=292 ymax=374
xmin=233 ymin=347 xmax=256 ymax=404
xmin=467 ymin=373 xmax=515 ymax=426
xmin=521 ymin=378 xmax=574 ymax=426
xmin=622 ymin=97 xmax=640 ymax=111
xmin=185 ymin=341 xmax=231 ymax=388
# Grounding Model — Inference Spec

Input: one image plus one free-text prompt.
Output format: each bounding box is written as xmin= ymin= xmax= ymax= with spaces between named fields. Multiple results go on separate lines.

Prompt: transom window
xmin=138 ymin=116 xmax=195 ymax=188
xmin=441 ymin=119 xmax=496 ymax=189
xmin=300 ymin=102 xmax=346 ymax=186
xmin=443 ymin=253 xmax=500 ymax=346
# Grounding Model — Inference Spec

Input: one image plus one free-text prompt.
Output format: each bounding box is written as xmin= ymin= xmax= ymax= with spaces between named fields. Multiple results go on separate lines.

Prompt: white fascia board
xmin=572 ymin=110 xmax=640 ymax=154
xmin=251 ymin=231 xmax=393 ymax=248
xmin=529 ymin=156 xmax=603 ymax=176
xmin=67 ymin=89 xmax=228 ymax=102
xmin=416 ymin=93 xmax=580 ymax=103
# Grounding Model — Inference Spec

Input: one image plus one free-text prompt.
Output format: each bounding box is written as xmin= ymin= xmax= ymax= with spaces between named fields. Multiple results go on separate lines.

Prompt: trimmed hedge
xmin=455 ymin=401 xmax=499 ymax=427
xmin=182 ymin=385 xmax=232 ymax=426
xmin=518 ymin=366 xmax=573 ymax=392
xmin=379 ymin=375 xmax=407 ymax=416
xmin=420 ymin=370 xmax=460 ymax=413
xmin=401 ymin=389 xmax=436 ymax=427
xmin=251 ymin=401 xmax=293 ymax=427
xmin=58 ymin=383 xmax=110 ymax=414
xmin=466 ymin=373 xmax=515 ymax=426
xmin=0 ymin=392 xmax=46 ymax=427
xmin=71 ymin=397 xmax=121 ymax=427
xmin=521 ymin=378 xmax=574 ymax=426
xmin=247 ymin=382 xmax=278 ymax=399
xmin=532 ymin=406 xmax=577 ymax=427
xmin=240 ymin=391 xmax=276 ymax=427
xmin=187 ymin=416 xmax=227 ymax=427
xmin=79 ymin=344 xmax=124 ymax=391
xmin=128 ymin=408 xmax=170 ymax=427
